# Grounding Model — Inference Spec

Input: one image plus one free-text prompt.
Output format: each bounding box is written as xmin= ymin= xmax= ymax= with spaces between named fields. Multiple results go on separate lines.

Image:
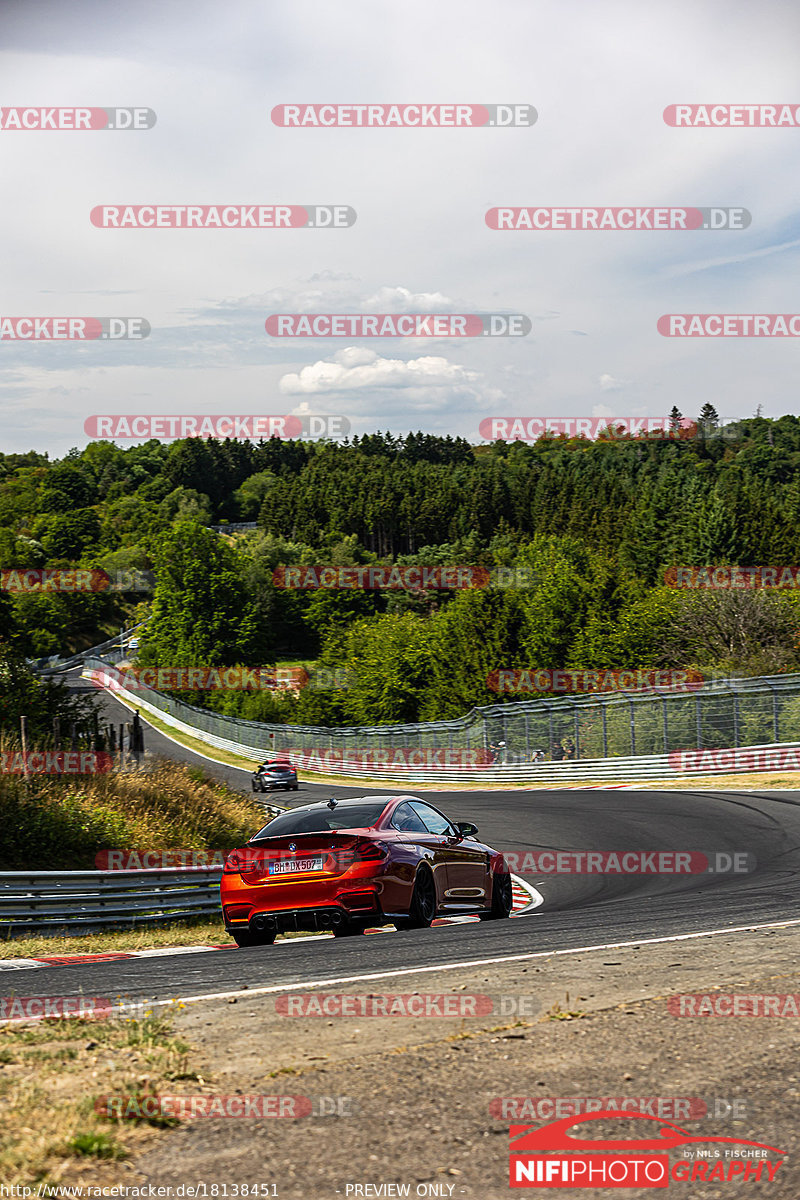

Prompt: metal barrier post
xmin=733 ymin=689 xmax=740 ymax=747
xmin=662 ymin=696 xmax=668 ymax=754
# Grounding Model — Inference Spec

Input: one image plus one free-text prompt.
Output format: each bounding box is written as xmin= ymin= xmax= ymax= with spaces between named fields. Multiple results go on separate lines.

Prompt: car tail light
xmin=223 ymin=850 xmax=248 ymax=873
xmin=225 ymin=849 xmax=272 ymax=873
xmin=333 ymin=840 xmax=388 ymax=870
xmin=358 ymin=839 xmax=388 ymax=860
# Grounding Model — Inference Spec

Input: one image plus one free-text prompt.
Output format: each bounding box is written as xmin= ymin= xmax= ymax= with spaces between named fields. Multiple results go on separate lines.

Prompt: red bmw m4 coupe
xmin=220 ymin=794 xmax=512 ymax=946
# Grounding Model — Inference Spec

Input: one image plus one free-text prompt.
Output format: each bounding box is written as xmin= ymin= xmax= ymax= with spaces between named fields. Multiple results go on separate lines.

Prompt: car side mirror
xmin=456 ymin=821 xmax=478 ymax=837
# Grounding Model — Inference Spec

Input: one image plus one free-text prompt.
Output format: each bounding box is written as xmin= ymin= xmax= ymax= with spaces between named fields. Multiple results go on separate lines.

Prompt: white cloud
xmin=279 ymin=348 xmax=481 ymax=395
xmin=362 ymin=286 xmax=457 ymax=312
xmin=599 ymin=373 xmax=630 ymax=392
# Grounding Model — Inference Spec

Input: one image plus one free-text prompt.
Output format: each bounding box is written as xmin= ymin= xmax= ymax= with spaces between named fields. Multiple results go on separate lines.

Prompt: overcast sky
xmin=2 ymin=0 xmax=800 ymax=456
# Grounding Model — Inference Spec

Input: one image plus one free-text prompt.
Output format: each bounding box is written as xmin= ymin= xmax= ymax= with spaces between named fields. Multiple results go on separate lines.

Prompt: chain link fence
xmin=82 ymin=658 xmax=800 ymax=765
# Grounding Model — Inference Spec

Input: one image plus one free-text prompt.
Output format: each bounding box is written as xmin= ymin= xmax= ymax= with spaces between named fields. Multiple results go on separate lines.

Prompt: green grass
xmin=63 ymin=1131 xmax=126 ymax=1159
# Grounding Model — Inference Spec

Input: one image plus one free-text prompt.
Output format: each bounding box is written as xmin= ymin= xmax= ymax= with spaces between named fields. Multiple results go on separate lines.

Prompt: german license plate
xmin=269 ymin=857 xmax=324 ymax=875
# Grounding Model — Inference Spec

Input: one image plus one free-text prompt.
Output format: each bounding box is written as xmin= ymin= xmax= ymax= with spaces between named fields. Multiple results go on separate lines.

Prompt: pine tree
xmin=698 ymin=404 xmax=720 ymax=435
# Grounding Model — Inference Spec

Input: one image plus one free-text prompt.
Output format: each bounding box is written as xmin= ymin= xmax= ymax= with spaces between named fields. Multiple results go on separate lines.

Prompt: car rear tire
xmin=396 ymin=866 xmax=436 ymax=930
xmin=231 ymin=928 xmax=276 ymax=947
xmin=480 ymin=872 xmax=512 ymax=920
xmin=291 ymin=785 xmax=299 ymax=791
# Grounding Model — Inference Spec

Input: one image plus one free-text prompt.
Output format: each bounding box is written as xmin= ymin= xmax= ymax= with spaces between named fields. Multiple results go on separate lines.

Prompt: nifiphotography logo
xmin=508 ymin=1110 xmax=785 ymax=1188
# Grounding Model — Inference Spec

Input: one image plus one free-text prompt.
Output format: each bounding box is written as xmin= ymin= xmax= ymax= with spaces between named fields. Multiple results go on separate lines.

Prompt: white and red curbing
xmin=0 ymin=876 xmax=541 ymax=971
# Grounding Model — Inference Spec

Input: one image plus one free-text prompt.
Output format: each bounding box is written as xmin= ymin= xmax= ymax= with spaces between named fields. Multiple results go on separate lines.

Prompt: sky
xmin=1 ymin=0 xmax=800 ymax=456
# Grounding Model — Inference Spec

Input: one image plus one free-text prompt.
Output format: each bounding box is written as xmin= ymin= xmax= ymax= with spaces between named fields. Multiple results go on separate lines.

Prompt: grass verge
xmin=0 ymin=759 xmax=265 ymax=871
xmin=0 ymin=916 xmax=234 ymax=959
xmin=0 ymin=1010 xmax=196 ymax=1187
xmin=643 ymin=770 xmax=800 ymax=790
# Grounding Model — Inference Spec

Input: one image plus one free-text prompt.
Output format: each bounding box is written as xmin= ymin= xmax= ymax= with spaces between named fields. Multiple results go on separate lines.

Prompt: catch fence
xmin=81 ymin=658 xmax=800 ymax=779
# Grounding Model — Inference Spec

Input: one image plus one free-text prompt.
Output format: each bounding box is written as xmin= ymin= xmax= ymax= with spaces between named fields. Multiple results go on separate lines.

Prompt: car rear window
xmin=252 ymin=802 xmax=389 ymax=838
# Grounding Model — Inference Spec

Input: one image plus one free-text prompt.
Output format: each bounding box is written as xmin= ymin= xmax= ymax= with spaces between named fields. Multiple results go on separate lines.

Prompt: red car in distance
xmin=221 ymin=794 xmax=512 ymax=946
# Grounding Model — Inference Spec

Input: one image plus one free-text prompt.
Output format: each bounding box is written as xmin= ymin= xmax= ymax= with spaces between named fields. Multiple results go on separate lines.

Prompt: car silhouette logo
xmin=509 ymin=1111 xmax=785 ymax=1155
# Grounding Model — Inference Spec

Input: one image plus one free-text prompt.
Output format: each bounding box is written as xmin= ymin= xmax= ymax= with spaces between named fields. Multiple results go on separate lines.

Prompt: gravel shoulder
xmin=126 ymin=923 xmax=800 ymax=1198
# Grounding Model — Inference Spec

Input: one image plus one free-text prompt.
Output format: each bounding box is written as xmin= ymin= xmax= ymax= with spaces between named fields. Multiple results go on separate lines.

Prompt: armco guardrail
xmin=81 ymin=662 xmax=800 ymax=782
xmin=29 ymin=624 xmax=146 ymax=676
xmin=0 ymin=868 xmax=222 ymax=936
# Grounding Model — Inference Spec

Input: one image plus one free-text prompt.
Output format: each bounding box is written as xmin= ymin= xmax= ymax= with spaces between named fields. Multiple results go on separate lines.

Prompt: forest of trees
xmin=3 ymin=408 xmax=800 ymax=728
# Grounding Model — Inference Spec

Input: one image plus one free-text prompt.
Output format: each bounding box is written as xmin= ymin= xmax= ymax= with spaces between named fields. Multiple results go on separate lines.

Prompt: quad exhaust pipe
xmin=251 ymin=909 xmax=343 ymax=931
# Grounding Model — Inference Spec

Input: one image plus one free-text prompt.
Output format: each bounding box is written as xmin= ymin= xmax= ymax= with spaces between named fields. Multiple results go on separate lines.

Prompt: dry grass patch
xmin=0 ymin=758 xmax=264 ymax=871
xmin=0 ymin=916 xmax=233 ymax=959
xmin=644 ymin=771 xmax=800 ymax=790
xmin=0 ymin=1010 xmax=199 ymax=1188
